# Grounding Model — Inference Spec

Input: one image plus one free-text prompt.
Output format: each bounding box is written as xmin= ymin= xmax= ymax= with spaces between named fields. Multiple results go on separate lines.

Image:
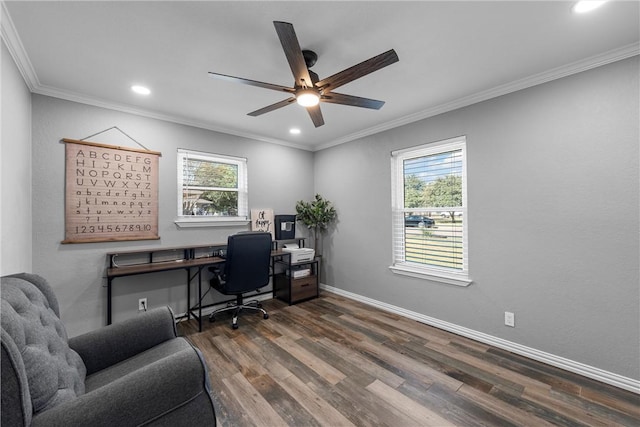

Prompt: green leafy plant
xmin=295 ymin=194 xmax=337 ymax=254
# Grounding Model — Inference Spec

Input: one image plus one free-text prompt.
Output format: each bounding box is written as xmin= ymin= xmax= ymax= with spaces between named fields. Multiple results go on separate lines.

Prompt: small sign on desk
xmin=251 ymin=209 xmax=274 ymax=238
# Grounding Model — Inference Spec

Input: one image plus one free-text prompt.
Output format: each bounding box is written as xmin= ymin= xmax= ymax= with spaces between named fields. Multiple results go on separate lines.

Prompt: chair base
xmin=209 ymin=295 xmax=268 ymax=329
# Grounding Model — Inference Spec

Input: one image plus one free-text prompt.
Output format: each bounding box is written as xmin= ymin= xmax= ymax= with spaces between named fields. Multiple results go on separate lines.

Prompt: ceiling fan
xmin=208 ymin=21 xmax=399 ymax=128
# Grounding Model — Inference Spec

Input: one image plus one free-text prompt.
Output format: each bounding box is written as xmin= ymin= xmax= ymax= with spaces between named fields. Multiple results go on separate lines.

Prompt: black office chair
xmin=208 ymin=231 xmax=272 ymax=329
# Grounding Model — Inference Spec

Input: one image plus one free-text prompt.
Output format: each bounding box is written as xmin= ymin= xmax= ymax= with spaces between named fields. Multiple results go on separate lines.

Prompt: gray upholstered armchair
xmin=1 ymin=273 xmax=216 ymax=426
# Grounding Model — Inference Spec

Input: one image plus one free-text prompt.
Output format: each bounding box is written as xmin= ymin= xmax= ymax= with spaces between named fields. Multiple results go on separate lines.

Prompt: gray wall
xmin=1 ymin=40 xmax=32 ymax=275
xmin=3 ymin=41 xmax=638 ymax=382
xmin=314 ymin=57 xmax=639 ymax=381
xmin=31 ymin=95 xmax=314 ymax=336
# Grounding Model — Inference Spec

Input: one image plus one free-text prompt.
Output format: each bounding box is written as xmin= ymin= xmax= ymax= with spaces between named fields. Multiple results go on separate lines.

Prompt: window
xmin=390 ymin=136 xmax=471 ymax=286
xmin=175 ymin=149 xmax=248 ymax=227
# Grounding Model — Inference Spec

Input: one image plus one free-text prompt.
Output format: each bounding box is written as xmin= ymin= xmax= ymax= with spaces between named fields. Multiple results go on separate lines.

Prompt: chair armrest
xmin=31 ymin=346 xmax=215 ymax=427
xmin=68 ymin=306 xmax=177 ymax=375
xmin=208 ymin=265 xmax=225 ymax=290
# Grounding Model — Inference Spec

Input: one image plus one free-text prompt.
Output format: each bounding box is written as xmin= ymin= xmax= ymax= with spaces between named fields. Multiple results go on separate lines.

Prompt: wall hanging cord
xmin=80 ymin=126 xmax=150 ymax=151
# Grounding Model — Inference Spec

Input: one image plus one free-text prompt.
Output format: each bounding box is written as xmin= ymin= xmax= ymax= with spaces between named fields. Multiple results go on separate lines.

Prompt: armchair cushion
xmin=68 ymin=306 xmax=177 ymax=375
xmin=0 ymin=276 xmax=86 ymax=415
xmin=83 ymin=337 xmax=191 ymax=391
xmin=31 ymin=345 xmax=212 ymax=427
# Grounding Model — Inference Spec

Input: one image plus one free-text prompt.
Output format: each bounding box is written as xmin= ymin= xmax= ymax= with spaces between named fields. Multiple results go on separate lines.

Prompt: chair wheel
xmin=263 ymin=313 xmax=269 ymax=319
xmin=232 ymin=323 xmax=239 ymax=330
xmin=209 ymin=315 xmax=215 ymax=323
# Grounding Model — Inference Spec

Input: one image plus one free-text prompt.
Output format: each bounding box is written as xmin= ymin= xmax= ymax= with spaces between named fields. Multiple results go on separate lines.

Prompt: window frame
xmin=175 ymin=149 xmax=249 ymax=228
xmin=390 ymin=136 xmax=471 ymax=286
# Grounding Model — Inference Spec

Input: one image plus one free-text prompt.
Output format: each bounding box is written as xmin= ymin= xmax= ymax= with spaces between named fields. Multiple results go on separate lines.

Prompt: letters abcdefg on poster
xmin=63 ymin=139 xmax=161 ymax=243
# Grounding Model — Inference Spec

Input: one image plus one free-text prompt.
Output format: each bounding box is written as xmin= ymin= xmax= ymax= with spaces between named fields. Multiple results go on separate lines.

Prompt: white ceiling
xmin=3 ymin=1 xmax=639 ymax=151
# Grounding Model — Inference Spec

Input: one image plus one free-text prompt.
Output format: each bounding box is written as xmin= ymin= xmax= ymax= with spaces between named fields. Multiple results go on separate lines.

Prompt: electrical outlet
xmin=138 ymin=298 xmax=147 ymax=311
xmin=504 ymin=311 xmax=515 ymax=327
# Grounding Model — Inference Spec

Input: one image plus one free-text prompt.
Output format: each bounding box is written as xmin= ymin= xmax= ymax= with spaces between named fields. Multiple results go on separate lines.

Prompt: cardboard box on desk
xmin=282 ymin=244 xmax=315 ymax=263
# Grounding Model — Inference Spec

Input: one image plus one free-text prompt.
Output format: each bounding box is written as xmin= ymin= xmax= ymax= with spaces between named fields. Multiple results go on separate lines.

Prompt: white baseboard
xmin=320 ymin=283 xmax=640 ymax=394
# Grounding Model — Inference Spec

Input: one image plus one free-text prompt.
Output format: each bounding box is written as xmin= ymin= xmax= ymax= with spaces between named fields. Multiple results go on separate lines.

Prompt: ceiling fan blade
xmin=208 ymin=72 xmax=295 ymax=94
xmin=247 ymin=97 xmax=296 ymax=117
xmin=273 ymin=21 xmax=314 ymax=88
xmin=306 ymin=104 xmax=325 ymax=127
xmin=316 ymin=49 xmax=399 ymax=93
xmin=321 ymin=92 xmax=385 ymax=110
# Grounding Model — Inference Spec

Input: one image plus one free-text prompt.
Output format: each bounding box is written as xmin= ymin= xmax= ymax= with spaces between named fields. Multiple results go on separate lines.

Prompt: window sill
xmin=174 ymin=217 xmax=250 ymax=228
xmin=389 ymin=264 xmax=472 ymax=287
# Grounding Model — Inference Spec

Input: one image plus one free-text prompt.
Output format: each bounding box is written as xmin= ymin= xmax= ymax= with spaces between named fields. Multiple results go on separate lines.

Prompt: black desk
xmin=106 ymin=243 xmax=298 ymax=331
xmin=106 ymin=244 xmax=226 ymax=331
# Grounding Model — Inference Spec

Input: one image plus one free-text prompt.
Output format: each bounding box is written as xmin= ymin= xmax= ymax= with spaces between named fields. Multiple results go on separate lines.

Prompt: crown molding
xmin=3 ymin=0 xmax=637 ymax=153
xmin=30 ymin=83 xmax=311 ymax=151
xmin=314 ymin=42 xmax=640 ymax=151
xmin=0 ymin=1 xmax=310 ymax=152
xmin=1 ymin=1 xmax=38 ymax=91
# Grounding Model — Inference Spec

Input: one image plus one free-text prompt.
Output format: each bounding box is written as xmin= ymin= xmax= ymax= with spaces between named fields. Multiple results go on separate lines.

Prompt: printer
xmin=282 ymin=243 xmax=315 ymax=263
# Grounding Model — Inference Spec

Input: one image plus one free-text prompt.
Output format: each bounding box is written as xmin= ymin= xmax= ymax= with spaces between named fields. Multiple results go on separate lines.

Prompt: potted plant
xmin=295 ymin=194 xmax=337 ymax=255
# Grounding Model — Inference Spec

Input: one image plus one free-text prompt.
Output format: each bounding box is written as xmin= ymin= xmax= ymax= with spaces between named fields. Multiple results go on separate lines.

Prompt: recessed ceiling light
xmin=289 ymin=128 xmax=301 ymax=135
xmin=572 ymin=1 xmax=607 ymax=14
xmin=131 ymin=85 xmax=151 ymax=95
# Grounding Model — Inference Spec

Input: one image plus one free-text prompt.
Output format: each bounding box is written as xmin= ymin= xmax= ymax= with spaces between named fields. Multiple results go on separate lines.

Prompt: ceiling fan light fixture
xmin=296 ymin=89 xmax=320 ymax=107
xmin=208 ymin=21 xmax=398 ymax=127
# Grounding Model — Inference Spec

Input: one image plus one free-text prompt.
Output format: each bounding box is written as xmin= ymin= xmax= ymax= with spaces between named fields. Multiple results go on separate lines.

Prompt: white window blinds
xmin=177 ymin=149 xmax=248 ymax=221
xmin=391 ymin=136 xmax=470 ymax=286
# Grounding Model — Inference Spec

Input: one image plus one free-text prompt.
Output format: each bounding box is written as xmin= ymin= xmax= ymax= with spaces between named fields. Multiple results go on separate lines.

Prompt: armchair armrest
xmin=31 ymin=346 xmax=215 ymax=427
xmin=69 ymin=306 xmax=177 ymax=375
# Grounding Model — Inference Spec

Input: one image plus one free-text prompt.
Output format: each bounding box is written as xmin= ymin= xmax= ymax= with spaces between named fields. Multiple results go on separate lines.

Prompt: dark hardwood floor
xmin=178 ymin=292 xmax=640 ymax=426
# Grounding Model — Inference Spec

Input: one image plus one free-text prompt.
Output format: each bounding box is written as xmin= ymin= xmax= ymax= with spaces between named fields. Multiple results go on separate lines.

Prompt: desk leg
xmin=271 ymin=256 xmax=276 ymax=299
xmin=186 ymin=269 xmax=191 ymax=322
xmin=198 ymin=267 xmax=203 ymax=332
xmin=107 ymin=277 xmax=112 ymax=325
